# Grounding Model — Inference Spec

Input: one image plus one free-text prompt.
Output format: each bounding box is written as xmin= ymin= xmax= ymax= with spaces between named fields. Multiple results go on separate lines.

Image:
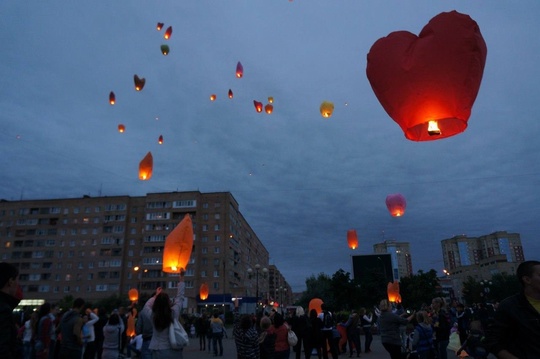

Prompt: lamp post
xmin=480 ymin=280 xmax=492 ymax=303
xmin=279 ymin=286 xmax=287 ymax=314
xmin=247 ymin=264 xmax=268 ymax=311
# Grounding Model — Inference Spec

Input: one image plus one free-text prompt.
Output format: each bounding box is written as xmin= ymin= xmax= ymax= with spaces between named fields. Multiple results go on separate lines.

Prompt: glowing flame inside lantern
xmin=428 ymin=120 xmax=441 ymax=136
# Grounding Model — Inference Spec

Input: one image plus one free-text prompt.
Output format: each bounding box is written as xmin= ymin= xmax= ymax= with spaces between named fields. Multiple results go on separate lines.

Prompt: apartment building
xmin=0 ymin=191 xmax=282 ymax=312
xmin=373 ymin=240 xmax=413 ymax=280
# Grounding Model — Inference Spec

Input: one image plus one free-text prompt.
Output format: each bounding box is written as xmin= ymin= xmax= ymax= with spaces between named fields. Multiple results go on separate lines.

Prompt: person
xmin=125 ymin=306 xmax=137 ymax=344
xmin=456 ymin=320 xmax=488 ymax=359
xmin=83 ymin=307 xmax=100 ymax=359
xmin=0 ymin=262 xmax=21 ymax=359
xmin=411 ymin=311 xmax=434 ymax=359
xmin=233 ymin=302 xmax=259 ymax=359
xmin=269 ymin=312 xmax=290 ymax=359
xmin=47 ymin=304 xmax=59 ymax=359
xmin=210 ymin=310 xmax=225 ymax=356
xmin=136 ymin=291 xmax=156 ymax=359
xmin=195 ymin=313 xmax=209 ymax=351
xmin=21 ymin=311 xmax=36 ymax=359
xmin=34 ymin=302 xmax=54 ymax=359
xmin=102 ymin=313 xmax=125 ymax=359
xmin=58 ymin=297 xmax=86 ymax=359
xmin=378 ymin=299 xmax=415 ymax=359
xmin=431 ymin=297 xmax=451 ymax=359
xmin=259 ymin=316 xmax=276 ymax=359
xmin=94 ymin=307 xmax=109 ymax=359
xmin=145 ymin=273 xmax=185 ymax=358
xmin=340 ymin=310 xmax=361 ymax=357
xmin=304 ymin=309 xmax=323 ymax=359
xmin=359 ymin=308 xmax=373 ymax=353
xmin=318 ymin=304 xmax=338 ymax=359
xmin=290 ymin=306 xmax=309 ymax=359
xmin=126 ymin=333 xmax=143 ymax=358
xmin=456 ymin=303 xmax=472 ymax=346
xmin=484 ymin=260 xmax=540 ymax=358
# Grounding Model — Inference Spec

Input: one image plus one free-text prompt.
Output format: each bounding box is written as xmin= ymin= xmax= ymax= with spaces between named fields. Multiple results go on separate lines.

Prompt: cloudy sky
xmin=1 ymin=1 xmax=539 ymax=292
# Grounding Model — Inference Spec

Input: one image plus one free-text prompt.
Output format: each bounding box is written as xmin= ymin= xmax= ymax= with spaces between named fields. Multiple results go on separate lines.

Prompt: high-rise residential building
xmin=373 ymin=240 xmax=413 ymax=280
xmin=0 ymin=191 xmax=287 ymax=312
xmin=441 ymin=231 xmax=524 ymax=302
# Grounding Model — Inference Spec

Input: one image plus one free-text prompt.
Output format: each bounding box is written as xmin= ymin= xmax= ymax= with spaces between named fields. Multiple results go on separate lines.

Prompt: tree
xmin=461 ymin=273 xmax=519 ymax=304
xmin=399 ymin=269 xmax=442 ymax=310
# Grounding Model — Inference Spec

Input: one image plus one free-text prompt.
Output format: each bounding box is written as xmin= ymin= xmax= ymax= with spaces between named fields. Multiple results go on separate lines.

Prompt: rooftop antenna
xmin=19 ymin=188 xmax=24 ymax=201
xmin=98 ymin=183 xmax=103 ymax=197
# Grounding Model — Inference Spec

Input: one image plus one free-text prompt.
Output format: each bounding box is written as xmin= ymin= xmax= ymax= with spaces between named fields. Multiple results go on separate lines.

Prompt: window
xmin=87 ymin=273 xmax=94 ymax=280
xmin=202 ymin=225 xmax=208 ymax=232
xmin=214 ymin=224 xmax=220 ymax=231
xmin=202 ymin=236 xmax=208 ymax=242
xmin=213 ymin=270 xmax=219 ymax=277
xmin=172 ymin=200 xmax=196 ymax=208
xmin=96 ymin=285 xmax=108 ymax=292
xmin=64 ymin=286 xmax=70 ymax=292
xmin=214 ymin=247 xmax=220 ymax=254
xmin=214 ymin=213 xmax=220 ymax=219
xmin=95 ymin=206 xmax=101 ymax=212
xmin=214 ymin=235 xmax=220 ymax=241
xmin=29 ymin=274 xmax=40 ymax=281
xmin=201 ymin=270 xmax=207 ymax=277
xmin=73 ymin=207 xmax=80 ymax=214
xmin=203 ymin=214 xmax=209 ymax=220
xmin=185 ymin=268 xmax=194 ymax=276
xmin=202 ymin=248 xmax=208 ymax=254
xmin=213 ymin=282 xmax=219 ymax=290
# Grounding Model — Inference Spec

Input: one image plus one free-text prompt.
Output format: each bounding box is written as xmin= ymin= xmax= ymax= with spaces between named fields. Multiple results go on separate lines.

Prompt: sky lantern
xmin=210 ymin=94 xmax=216 ymax=101
xmin=236 ymin=61 xmax=244 ymax=78
xmin=366 ymin=11 xmax=487 ymax=141
xmin=109 ymin=91 xmax=115 ymax=105
xmin=164 ymin=26 xmax=172 ymax=39
xmin=308 ymin=298 xmax=323 ymax=315
xmin=265 ymin=104 xmax=273 ymax=114
xmin=320 ymin=101 xmax=334 ymax=118
xmin=385 ymin=193 xmax=406 ymax=217
xmin=156 ymin=22 xmax=164 ymax=31
xmin=128 ymin=288 xmax=139 ymax=302
xmin=200 ymin=283 xmax=209 ymax=300
xmin=139 ymin=151 xmax=153 ymax=181
xmin=387 ymin=281 xmax=401 ymax=303
xmin=347 ymin=229 xmax=358 ymax=250
xmin=134 ymin=75 xmax=146 ymax=91
xmin=160 ymin=44 xmax=170 ymax=55
xmin=162 ymin=214 xmax=194 ymax=273
xmin=253 ymin=100 xmax=263 ymax=113
xmin=117 ymin=124 xmax=125 ymax=133
xmin=158 ymin=135 xmax=163 ymax=144
xmin=228 ymin=89 xmax=233 ymax=99
xmin=268 ymin=96 xmax=274 ymax=104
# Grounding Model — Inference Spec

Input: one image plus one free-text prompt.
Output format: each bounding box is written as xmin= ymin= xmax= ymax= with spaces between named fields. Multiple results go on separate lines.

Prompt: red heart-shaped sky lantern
xmin=366 ymin=11 xmax=487 ymax=141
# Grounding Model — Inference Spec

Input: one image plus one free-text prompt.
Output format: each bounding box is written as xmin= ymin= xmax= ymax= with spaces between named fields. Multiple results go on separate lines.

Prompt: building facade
xmin=373 ymin=240 xmax=413 ymax=280
xmin=0 ymin=191 xmax=289 ymax=312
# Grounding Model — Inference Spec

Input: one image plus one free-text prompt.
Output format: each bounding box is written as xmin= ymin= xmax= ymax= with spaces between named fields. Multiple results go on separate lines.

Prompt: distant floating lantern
xmin=157 ymin=22 xmax=164 ymax=31
xmin=158 ymin=135 xmax=163 ymax=144
xmin=200 ymin=283 xmax=209 ymax=300
xmin=164 ymin=26 xmax=173 ymax=39
xmin=268 ymin=96 xmax=274 ymax=104
xmin=134 ymin=75 xmax=146 ymax=91
xmin=162 ymin=214 xmax=194 ymax=273
xmin=366 ymin=11 xmax=487 ymax=141
xmin=253 ymin=100 xmax=263 ymax=113
xmin=139 ymin=151 xmax=153 ymax=181
xmin=118 ymin=124 xmax=125 ymax=133
xmin=387 ymin=281 xmax=401 ymax=303
xmin=320 ymin=101 xmax=334 ymax=118
xmin=385 ymin=193 xmax=406 ymax=217
xmin=228 ymin=89 xmax=234 ymax=99
xmin=265 ymin=104 xmax=273 ymax=114
xmin=160 ymin=44 xmax=170 ymax=55
xmin=236 ymin=61 xmax=244 ymax=78
xmin=210 ymin=94 xmax=216 ymax=101
xmin=128 ymin=288 xmax=139 ymax=302
xmin=109 ymin=91 xmax=116 ymax=105
xmin=347 ymin=229 xmax=358 ymax=250
xmin=308 ymin=298 xmax=323 ymax=315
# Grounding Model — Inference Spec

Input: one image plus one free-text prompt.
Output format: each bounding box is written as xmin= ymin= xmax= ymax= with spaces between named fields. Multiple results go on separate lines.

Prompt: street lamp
xmin=279 ymin=286 xmax=288 ymax=314
xmin=480 ymin=280 xmax=492 ymax=303
xmin=247 ymin=264 xmax=268 ymax=309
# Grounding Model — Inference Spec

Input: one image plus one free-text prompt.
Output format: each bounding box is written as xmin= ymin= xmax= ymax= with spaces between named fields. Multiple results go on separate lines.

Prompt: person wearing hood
xmin=0 ymin=262 xmax=21 ymax=359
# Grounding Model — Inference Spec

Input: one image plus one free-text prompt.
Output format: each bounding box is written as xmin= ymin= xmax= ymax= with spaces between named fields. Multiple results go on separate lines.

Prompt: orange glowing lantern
xmin=162 ymin=214 xmax=194 ymax=273
xmin=347 ymin=229 xmax=358 ymax=250
xmin=157 ymin=22 xmax=164 ymax=31
xmin=139 ymin=151 xmax=153 ymax=181
xmin=164 ymin=26 xmax=172 ymax=39
xmin=158 ymin=135 xmax=163 ymax=144
xmin=236 ymin=61 xmax=244 ymax=78
xmin=268 ymin=97 xmax=274 ymax=104
xmin=308 ymin=298 xmax=323 ymax=315
xmin=320 ymin=101 xmax=334 ymax=118
xmin=387 ymin=281 xmax=401 ymax=303
xmin=210 ymin=94 xmax=216 ymax=101
xmin=134 ymin=75 xmax=146 ymax=91
xmin=253 ymin=100 xmax=263 ymax=113
xmin=200 ymin=283 xmax=209 ymax=300
xmin=366 ymin=11 xmax=487 ymax=141
xmin=126 ymin=307 xmax=137 ymax=337
xmin=385 ymin=193 xmax=406 ymax=217
xmin=109 ymin=91 xmax=116 ymax=105
xmin=118 ymin=124 xmax=125 ymax=133
xmin=228 ymin=89 xmax=233 ymax=99
xmin=265 ymin=104 xmax=273 ymax=114
xmin=128 ymin=288 xmax=139 ymax=302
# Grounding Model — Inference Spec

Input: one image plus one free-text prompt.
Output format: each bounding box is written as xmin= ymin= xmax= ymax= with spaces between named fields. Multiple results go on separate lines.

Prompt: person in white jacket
xmin=83 ymin=309 xmax=100 ymax=359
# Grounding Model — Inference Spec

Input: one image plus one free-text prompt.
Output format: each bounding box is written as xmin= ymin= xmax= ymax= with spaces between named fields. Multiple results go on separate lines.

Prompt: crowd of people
xmin=1 ymin=260 xmax=539 ymax=359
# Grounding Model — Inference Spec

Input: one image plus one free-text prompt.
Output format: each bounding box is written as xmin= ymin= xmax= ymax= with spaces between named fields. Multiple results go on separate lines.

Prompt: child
xmin=456 ymin=320 xmax=488 ymax=359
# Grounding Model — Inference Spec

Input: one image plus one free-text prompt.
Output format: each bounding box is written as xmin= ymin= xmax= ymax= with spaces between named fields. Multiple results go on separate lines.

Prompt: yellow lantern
xmin=128 ymin=288 xmax=139 ymax=302
xmin=139 ymin=151 xmax=153 ymax=180
xmin=162 ymin=214 xmax=194 ymax=273
xmin=268 ymin=96 xmax=274 ymax=104
xmin=200 ymin=283 xmax=209 ymax=300
xmin=320 ymin=101 xmax=334 ymax=118
xmin=118 ymin=124 xmax=125 ymax=133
